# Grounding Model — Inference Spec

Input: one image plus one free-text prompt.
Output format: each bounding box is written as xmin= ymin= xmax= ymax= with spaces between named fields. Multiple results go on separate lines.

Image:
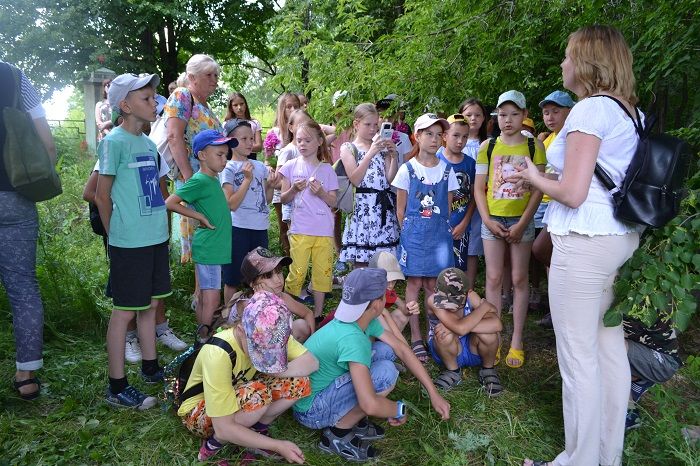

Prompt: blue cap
xmin=192 ymin=129 xmax=238 ymax=158
xmin=539 ymin=91 xmax=575 ymax=108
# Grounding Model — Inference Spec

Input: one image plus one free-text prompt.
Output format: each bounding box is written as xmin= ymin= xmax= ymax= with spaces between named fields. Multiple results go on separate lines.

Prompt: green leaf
xmin=603 ymin=308 xmax=623 ymax=327
xmin=651 ymin=293 xmax=668 ymax=310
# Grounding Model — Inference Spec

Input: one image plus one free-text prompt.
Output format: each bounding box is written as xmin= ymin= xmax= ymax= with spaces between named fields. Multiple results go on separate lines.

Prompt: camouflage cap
xmin=433 ymin=268 xmax=468 ymax=311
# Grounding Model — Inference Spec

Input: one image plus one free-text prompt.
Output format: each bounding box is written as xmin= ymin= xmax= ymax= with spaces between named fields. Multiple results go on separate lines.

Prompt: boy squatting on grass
xmin=165 ymin=129 xmax=235 ymax=340
xmin=95 ymin=73 xmax=172 ymax=409
xmin=427 ymin=268 xmax=504 ymax=396
xmin=293 ymin=267 xmax=451 ymax=462
xmin=178 ymin=291 xmax=318 ymax=464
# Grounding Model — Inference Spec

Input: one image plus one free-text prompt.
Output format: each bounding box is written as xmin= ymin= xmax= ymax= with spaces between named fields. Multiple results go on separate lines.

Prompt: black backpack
xmin=592 ymin=95 xmax=692 ymax=228
xmin=163 ymin=336 xmax=239 ymax=408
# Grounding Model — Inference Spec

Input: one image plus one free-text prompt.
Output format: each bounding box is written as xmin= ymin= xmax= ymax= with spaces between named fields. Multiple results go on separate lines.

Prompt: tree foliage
xmin=0 ymin=0 xmax=275 ymax=97
xmin=268 ymin=0 xmax=699 ymax=131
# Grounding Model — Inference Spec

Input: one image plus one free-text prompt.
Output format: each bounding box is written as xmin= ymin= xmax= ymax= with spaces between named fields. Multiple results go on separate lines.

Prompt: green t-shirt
xmin=98 ymin=127 xmax=168 ymax=248
xmin=294 ymin=318 xmax=384 ymax=413
xmin=476 ymin=137 xmax=546 ymax=217
xmin=175 ymin=172 xmax=232 ymax=265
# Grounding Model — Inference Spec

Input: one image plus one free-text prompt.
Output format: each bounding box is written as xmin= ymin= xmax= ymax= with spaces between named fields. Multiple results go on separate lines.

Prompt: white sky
xmin=43 ymin=85 xmax=74 ymax=121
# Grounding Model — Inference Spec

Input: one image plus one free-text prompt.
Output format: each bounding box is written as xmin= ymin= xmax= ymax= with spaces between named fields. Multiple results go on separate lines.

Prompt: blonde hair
xmin=353 ymin=103 xmax=378 ymax=122
xmin=276 ymin=93 xmax=302 ymax=144
xmin=296 ymin=121 xmax=332 ymax=163
xmin=186 ymin=54 xmax=221 ymax=77
xmin=567 ymin=25 xmax=637 ymax=105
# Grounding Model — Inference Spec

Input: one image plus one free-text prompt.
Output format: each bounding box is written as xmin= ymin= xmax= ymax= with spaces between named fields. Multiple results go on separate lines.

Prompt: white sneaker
xmin=157 ymin=328 xmax=188 ymax=351
xmin=125 ymin=335 xmax=142 ymax=364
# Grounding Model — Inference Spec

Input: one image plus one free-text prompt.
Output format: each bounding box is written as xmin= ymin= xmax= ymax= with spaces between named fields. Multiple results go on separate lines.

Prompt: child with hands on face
xmin=220 ymin=119 xmax=279 ymax=304
xmin=339 ymin=103 xmax=401 ymax=267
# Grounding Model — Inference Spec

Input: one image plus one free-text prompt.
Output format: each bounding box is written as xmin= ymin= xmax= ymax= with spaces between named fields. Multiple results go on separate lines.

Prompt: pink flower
xmin=264 ymin=131 xmax=281 ymax=155
xmin=391 ymin=131 xmax=401 ymax=144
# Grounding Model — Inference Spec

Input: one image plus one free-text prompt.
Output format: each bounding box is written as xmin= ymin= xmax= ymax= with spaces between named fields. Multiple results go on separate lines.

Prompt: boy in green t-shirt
xmin=95 ymin=73 xmax=171 ymax=409
xmin=293 ymin=268 xmax=450 ymax=462
xmin=166 ymin=129 xmax=235 ymax=339
xmin=473 ymin=90 xmax=546 ymax=370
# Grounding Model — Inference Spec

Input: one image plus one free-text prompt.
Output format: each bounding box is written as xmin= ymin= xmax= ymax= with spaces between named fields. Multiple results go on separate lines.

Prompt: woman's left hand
xmin=506 ymin=157 xmax=540 ymax=194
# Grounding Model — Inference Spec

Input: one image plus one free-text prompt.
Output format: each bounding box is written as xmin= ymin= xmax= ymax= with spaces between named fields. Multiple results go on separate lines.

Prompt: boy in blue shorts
xmin=95 ymin=73 xmax=171 ymax=409
xmin=294 ymin=268 xmax=450 ymax=462
xmin=437 ymin=114 xmax=476 ymax=271
xmin=166 ymin=129 xmax=236 ymax=340
xmin=427 ymin=268 xmax=503 ymax=397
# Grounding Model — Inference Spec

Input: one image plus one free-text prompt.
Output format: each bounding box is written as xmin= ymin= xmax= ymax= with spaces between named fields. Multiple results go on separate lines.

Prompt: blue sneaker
xmin=625 ymin=408 xmax=641 ymax=431
xmin=105 ymin=385 xmax=157 ymax=410
xmin=141 ymin=368 xmax=164 ymax=384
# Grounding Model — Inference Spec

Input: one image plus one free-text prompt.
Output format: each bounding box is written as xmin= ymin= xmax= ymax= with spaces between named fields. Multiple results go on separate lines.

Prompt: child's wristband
xmin=394 ymin=400 xmax=407 ymax=419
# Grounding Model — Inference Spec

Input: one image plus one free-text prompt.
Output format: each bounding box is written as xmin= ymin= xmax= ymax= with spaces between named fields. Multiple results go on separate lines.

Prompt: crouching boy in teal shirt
xmin=293 ymin=268 xmax=451 ymax=462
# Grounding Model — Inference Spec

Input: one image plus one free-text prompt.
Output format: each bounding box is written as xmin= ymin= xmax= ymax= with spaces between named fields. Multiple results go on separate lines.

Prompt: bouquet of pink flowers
xmin=263 ymin=131 xmax=281 ymax=157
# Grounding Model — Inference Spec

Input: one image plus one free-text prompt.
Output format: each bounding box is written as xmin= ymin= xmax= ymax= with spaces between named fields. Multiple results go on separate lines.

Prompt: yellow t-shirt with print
xmin=177 ymin=327 xmax=308 ymax=417
xmin=476 ymin=137 xmax=547 ymax=217
xmin=541 ymin=132 xmax=557 ymax=203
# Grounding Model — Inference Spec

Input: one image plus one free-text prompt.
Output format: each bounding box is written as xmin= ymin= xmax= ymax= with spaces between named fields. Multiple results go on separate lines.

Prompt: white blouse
xmin=544 ymin=96 xmax=645 ymax=236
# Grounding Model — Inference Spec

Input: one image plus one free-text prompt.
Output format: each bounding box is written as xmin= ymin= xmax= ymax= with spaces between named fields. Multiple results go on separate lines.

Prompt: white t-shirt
xmin=544 ymin=96 xmax=645 ymax=236
xmin=391 ymin=158 xmax=459 ymax=192
xmin=272 ymin=143 xmax=300 ymax=204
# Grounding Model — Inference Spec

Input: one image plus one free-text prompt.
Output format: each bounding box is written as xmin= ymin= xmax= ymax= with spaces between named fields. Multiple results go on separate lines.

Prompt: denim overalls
xmin=398 ymin=161 xmax=454 ymax=276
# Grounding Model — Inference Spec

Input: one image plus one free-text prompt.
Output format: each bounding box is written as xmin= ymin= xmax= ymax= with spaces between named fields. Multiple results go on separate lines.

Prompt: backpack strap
xmin=591 ymin=94 xmax=645 ymax=136
xmin=485 ymin=137 xmax=497 ymax=167
xmin=527 ymin=137 xmax=535 ymax=158
xmin=178 ymin=336 xmax=238 ymax=404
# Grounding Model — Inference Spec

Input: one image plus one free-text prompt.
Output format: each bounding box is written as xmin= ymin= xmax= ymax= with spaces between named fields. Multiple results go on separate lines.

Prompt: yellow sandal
xmin=505 ymin=347 xmax=525 ymax=368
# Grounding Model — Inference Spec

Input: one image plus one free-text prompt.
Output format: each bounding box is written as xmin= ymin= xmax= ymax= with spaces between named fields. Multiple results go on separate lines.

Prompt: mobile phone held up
xmin=380 ymin=122 xmax=393 ymax=140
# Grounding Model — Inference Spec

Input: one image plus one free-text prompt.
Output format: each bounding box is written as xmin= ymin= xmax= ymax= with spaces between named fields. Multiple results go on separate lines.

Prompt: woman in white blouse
xmin=511 ymin=26 xmax=643 ymax=466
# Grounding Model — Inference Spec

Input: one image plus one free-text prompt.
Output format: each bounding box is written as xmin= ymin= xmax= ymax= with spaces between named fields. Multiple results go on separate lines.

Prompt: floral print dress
xmin=340 ymin=143 xmax=399 ymax=263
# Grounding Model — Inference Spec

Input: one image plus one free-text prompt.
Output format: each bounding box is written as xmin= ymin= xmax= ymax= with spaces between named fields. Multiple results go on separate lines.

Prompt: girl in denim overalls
xmin=391 ymin=114 xmax=458 ymax=362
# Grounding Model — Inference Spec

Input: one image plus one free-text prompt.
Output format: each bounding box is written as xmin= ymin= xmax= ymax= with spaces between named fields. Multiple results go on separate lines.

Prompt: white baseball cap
xmin=414 ymin=113 xmax=449 ymax=132
xmin=496 ymin=90 xmax=527 ymax=109
xmin=368 ymin=251 xmax=404 ymax=282
xmin=108 ymin=73 xmax=160 ymax=112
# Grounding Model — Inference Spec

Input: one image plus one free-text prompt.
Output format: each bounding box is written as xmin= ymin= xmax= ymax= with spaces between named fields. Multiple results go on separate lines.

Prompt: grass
xmin=0 ymin=145 xmax=698 ymax=465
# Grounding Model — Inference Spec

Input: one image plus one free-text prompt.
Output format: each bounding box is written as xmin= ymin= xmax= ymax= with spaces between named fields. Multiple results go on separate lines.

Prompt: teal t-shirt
xmin=98 ymin=127 xmax=168 ymax=248
xmin=294 ymin=318 xmax=384 ymax=413
xmin=175 ymin=172 xmax=232 ymax=265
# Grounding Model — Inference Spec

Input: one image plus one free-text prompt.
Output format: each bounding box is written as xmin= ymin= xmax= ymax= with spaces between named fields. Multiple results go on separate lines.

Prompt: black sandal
xmin=478 ymin=368 xmax=503 ymax=398
xmin=434 ymin=370 xmax=462 ymax=390
xmin=319 ymin=427 xmax=378 ymax=462
xmin=13 ymin=377 xmax=41 ymax=400
xmin=352 ymin=418 xmax=385 ymax=440
xmin=411 ymin=341 xmax=429 ymax=363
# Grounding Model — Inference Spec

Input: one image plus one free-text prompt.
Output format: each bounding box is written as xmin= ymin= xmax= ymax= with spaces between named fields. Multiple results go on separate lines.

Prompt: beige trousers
xmin=549 ymin=232 xmax=639 ymax=466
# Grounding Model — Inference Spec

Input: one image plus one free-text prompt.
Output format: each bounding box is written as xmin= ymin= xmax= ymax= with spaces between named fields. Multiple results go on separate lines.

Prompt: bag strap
xmin=527 ymin=137 xmax=535 ymax=158
xmin=486 ymin=137 xmax=497 ymax=164
xmin=591 ymin=94 xmax=644 ymax=136
xmin=178 ymin=336 xmax=238 ymax=404
xmin=8 ymin=64 xmax=22 ymax=111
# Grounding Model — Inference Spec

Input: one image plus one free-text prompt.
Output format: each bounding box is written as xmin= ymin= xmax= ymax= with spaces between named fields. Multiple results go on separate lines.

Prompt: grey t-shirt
xmin=221 ymin=159 xmax=269 ymax=230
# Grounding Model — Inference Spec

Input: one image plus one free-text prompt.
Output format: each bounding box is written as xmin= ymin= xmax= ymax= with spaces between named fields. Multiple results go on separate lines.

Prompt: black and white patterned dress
xmin=340 ymin=143 xmax=399 ymax=263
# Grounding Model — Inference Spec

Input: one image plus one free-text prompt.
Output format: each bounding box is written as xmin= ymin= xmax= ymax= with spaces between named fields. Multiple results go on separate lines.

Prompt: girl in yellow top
xmin=473 ymin=90 xmax=546 ymax=368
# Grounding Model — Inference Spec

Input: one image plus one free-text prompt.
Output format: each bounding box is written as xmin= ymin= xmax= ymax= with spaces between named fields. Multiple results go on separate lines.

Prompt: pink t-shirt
xmin=279 ymin=157 xmax=339 ymax=237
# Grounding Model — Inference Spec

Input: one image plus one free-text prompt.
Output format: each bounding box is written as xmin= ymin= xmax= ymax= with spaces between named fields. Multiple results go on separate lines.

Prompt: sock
xmin=204 ymin=436 xmax=223 ymax=452
xmin=109 ymin=376 xmax=128 ymax=394
xmin=251 ymin=422 xmax=269 ymax=435
xmin=448 ymin=368 xmax=460 ymax=374
xmin=141 ymin=359 xmax=160 ymax=376
xmin=155 ymin=321 xmax=169 ymax=337
xmin=330 ymin=426 xmax=352 ymax=438
xmin=126 ymin=329 xmax=137 ymax=340
xmin=356 ymin=417 xmax=368 ymax=429
xmin=481 ymin=366 xmax=494 ymax=370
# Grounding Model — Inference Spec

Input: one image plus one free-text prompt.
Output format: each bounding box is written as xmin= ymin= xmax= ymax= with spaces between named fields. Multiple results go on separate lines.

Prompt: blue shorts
xmin=427 ymin=333 xmax=482 ymax=368
xmin=533 ymin=202 xmax=549 ymax=230
xmin=481 ymin=215 xmax=536 ymax=242
xmin=222 ymin=226 xmax=269 ymax=287
xmin=294 ymin=342 xmax=397 ymax=429
xmin=195 ymin=263 xmax=222 ymax=290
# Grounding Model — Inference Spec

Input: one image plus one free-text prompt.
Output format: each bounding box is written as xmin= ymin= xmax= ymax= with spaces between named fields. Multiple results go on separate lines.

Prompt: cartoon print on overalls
xmin=417 ymin=190 xmax=439 ymax=218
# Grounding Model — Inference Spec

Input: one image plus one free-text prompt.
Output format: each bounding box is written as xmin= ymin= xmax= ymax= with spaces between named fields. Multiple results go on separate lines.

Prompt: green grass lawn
xmin=0 ymin=156 xmax=698 ymax=465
